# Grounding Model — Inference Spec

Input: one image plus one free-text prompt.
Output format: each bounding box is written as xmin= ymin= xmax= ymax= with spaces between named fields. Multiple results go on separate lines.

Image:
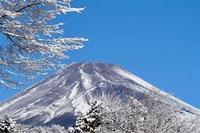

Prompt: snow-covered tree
xmin=15 ymin=124 xmax=68 ymax=133
xmin=28 ymin=124 xmax=68 ymax=133
xmin=68 ymin=101 xmax=102 ymax=133
xmin=96 ymin=97 xmax=200 ymax=133
xmin=0 ymin=115 xmax=17 ymax=133
xmin=96 ymin=98 xmax=147 ymax=133
xmin=0 ymin=0 xmax=88 ymax=89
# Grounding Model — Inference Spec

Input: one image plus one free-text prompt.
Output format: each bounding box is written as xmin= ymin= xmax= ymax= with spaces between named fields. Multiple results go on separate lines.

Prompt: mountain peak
xmin=0 ymin=62 xmax=199 ymax=127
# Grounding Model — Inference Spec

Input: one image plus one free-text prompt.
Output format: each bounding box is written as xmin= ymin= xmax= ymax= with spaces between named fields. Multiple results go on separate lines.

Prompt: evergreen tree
xmin=0 ymin=115 xmax=16 ymax=133
xmin=68 ymin=101 xmax=102 ymax=133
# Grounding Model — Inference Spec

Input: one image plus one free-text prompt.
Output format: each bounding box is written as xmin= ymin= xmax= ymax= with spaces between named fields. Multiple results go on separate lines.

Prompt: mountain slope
xmin=0 ymin=62 xmax=199 ymax=127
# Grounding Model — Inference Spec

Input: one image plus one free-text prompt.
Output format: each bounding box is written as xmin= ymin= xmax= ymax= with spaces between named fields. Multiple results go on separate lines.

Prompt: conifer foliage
xmin=68 ymin=101 xmax=102 ymax=133
xmin=0 ymin=115 xmax=16 ymax=133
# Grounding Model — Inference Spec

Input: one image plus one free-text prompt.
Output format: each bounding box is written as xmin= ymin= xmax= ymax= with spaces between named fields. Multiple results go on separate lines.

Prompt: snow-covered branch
xmin=0 ymin=0 xmax=88 ymax=89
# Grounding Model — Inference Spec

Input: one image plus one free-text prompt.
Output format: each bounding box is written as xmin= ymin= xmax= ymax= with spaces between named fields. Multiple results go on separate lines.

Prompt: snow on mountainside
xmin=0 ymin=62 xmax=199 ymax=127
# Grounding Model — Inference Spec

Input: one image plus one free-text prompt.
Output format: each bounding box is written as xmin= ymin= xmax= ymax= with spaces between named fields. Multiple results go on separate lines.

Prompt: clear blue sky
xmin=0 ymin=0 xmax=199 ymax=108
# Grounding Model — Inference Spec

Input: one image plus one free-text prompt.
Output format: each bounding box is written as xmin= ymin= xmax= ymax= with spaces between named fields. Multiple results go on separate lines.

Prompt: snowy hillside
xmin=0 ymin=62 xmax=199 ymax=127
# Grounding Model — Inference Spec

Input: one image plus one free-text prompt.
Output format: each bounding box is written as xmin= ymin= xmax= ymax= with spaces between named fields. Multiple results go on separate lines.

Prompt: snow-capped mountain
xmin=0 ymin=62 xmax=199 ymax=127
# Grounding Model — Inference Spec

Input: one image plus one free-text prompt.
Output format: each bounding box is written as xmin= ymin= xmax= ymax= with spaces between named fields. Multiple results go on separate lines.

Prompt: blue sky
xmin=0 ymin=0 xmax=199 ymax=108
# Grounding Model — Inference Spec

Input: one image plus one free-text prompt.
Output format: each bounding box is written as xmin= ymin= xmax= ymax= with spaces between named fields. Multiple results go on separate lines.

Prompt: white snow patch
xmin=80 ymin=69 xmax=93 ymax=89
xmin=99 ymin=82 xmax=104 ymax=87
xmin=69 ymin=81 xmax=80 ymax=100
xmin=19 ymin=108 xmax=42 ymax=121
xmin=59 ymin=80 xmax=66 ymax=88
xmin=42 ymin=95 xmax=70 ymax=123
xmin=113 ymin=67 xmax=154 ymax=89
xmin=43 ymin=104 xmax=56 ymax=123
xmin=94 ymin=70 xmax=106 ymax=81
xmin=72 ymin=95 xmax=90 ymax=115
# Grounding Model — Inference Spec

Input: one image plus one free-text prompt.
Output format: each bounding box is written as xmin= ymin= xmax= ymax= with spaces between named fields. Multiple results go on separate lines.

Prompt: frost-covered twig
xmin=0 ymin=0 xmax=88 ymax=89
